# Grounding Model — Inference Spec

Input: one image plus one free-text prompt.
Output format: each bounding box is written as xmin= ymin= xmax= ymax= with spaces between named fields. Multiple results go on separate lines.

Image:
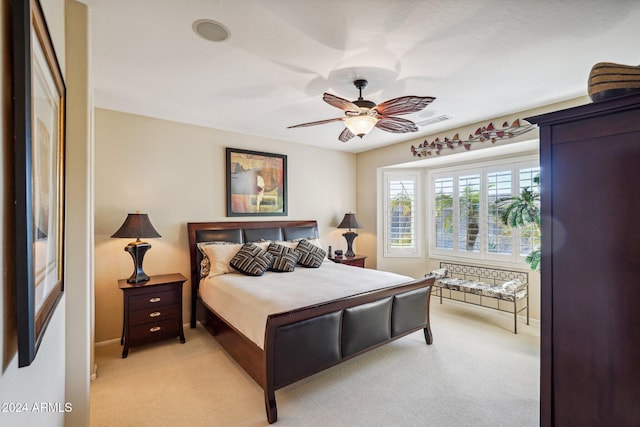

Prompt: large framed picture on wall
xmin=12 ymin=0 xmax=66 ymax=367
xmin=226 ymin=148 xmax=287 ymax=216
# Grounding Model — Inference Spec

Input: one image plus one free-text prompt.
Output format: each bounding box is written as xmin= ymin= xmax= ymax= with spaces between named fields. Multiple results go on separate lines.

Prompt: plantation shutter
xmin=429 ymin=155 xmax=539 ymax=266
xmin=486 ymin=169 xmax=513 ymax=257
xmin=434 ymin=176 xmax=454 ymax=251
xmin=384 ymin=171 xmax=419 ymax=256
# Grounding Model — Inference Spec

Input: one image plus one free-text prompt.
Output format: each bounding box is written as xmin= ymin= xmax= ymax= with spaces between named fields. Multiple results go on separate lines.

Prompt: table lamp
xmin=337 ymin=212 xmax=362 ymax=257
xmin=111 ymin=212 xmax=161 ymax=283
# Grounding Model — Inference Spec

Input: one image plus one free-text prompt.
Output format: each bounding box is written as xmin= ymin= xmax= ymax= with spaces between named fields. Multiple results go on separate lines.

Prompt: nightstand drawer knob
xmin=149 ymin=311 xmax=162 ymax=318
xmin=149 ymin=297 xmax=162 ymax=303
xmin=149 ymin=326 xmax=162 ymax=332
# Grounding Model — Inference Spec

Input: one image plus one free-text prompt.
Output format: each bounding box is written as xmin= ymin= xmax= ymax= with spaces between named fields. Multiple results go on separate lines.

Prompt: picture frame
xmin=226 ymin=148 xmax=287 ymax=216
xmin=12 ymin=0 xmax=66 ymax=367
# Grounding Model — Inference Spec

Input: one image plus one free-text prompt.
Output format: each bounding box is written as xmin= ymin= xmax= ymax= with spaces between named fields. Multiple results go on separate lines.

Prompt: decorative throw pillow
xmin=230 ymin=243 xmax=274 ymax=276
xmin=296 ymin=239 xmax=326 ymax=268
xmin=197 ymin=242 xmax=244 ymax=278
xmin=502 ymin=279 xmax=526 ymax=293
xmin=275 ymin=240 xmax=298 ymax=249
xmin=199 ymin=252 xmax=210 ymax=278
xmin=267 ymin=243 xmax=299 ymax=272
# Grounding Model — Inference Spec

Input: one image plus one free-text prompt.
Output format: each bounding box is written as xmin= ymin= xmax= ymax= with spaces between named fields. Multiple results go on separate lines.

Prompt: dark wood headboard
xmin=186 ymin=220 xmax=319 ymax=326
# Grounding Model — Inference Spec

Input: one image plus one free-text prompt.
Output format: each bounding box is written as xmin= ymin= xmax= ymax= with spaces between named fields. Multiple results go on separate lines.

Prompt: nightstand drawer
xmin=129 ymin=318 xmax=180 ymax=343
xmin=129 ymin=304 xmax=180 ymax=326
xmin=129 ymin=289 xmax=179 ymax=310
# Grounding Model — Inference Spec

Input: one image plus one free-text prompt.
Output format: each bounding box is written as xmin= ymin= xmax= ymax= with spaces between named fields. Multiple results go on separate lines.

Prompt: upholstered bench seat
xmin=430 ymin=263 xmax=529 ymax=333
xmin=435 ymin=277 xmax=527 ymax=302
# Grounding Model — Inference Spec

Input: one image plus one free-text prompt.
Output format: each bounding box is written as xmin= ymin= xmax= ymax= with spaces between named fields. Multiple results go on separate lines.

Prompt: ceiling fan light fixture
xmin=287 ymin=78 xmax=435 ymax=142
xmin=345 ymin=115 xmax=378 ymax=138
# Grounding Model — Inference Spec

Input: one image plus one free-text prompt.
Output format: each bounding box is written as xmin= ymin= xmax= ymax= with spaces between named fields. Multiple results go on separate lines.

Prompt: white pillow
xmin=251 ymin=240 xmax=272 ymax=251
xmin=306 ymin=238 xmax=323 ymax=250
xmin=198 ymin=242 xmax=243 ymax=277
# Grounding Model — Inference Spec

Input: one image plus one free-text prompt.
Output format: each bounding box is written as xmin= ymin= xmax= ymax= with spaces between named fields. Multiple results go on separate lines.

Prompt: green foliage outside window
xmin=495 ymin=177 xmax=541 ymax=270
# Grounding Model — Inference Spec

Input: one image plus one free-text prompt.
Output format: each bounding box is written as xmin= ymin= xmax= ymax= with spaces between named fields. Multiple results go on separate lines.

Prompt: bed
xmin=187 ymin=220 xmax=435 ymax=423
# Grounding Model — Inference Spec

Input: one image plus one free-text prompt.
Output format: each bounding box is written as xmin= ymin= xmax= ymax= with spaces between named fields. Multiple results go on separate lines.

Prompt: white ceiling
xmin=83 ymin=0 xmax=640 ymax=153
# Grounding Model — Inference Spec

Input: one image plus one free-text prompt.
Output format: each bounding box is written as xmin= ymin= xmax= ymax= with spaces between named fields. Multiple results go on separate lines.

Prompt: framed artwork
xmin=226 ymin=148 xmax=287 ymax=216
xmin=12 ymin=0 xmax=66 ymax=367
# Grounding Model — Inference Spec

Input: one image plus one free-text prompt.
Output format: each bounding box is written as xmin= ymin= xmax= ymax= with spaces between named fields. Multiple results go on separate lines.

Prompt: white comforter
xmin=199 ymin=261 xmax=414 ymax=349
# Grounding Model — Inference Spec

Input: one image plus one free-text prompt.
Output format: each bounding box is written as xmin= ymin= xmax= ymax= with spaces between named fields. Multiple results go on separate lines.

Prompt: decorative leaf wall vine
xmin=410 ymin=119 xmax=535 ymax=157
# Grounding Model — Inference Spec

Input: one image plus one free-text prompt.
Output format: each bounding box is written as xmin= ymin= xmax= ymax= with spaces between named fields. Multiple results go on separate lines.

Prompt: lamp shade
xmin=337 ymin=213 xmax=362 ymax=230
xmin=111 ymin=213 xmax=161 ymax=241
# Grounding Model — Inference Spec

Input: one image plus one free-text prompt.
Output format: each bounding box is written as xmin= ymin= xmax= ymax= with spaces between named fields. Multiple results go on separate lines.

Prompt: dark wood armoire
xmin=527 ymin=93 xmax=640 ymax=426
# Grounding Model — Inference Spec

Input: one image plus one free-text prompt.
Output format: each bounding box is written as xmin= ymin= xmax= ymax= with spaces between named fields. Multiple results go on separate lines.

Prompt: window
xmin=383 ymin=171 xmax=420 ymax=257
xmin=458 ymin=173 xmax=481 ymax=255
xmin=517 ymin=167 xmax=541 ymax=257
xmin=486 ymin=169 xmax=513 ymax=256
xmin=434 ymin=177 xmax=453 ymax=251
xmin=429 ymin=156 xmax=539 ymax=265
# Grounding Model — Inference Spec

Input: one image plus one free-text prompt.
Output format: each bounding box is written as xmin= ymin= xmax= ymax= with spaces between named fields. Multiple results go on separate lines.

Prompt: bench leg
xmin=423 ymin=325 xmax=433 ymax=345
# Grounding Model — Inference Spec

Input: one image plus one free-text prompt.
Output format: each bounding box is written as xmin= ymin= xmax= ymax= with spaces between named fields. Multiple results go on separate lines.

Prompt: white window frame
xmin=382 ymin=170 xmax=421 ymax=258
xmin=428 ymin=155 xmax=538 ymax=267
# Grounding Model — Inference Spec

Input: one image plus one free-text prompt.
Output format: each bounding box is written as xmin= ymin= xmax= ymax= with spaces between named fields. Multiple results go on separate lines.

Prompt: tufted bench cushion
xmin=435 ymin=277 xmax=527 ymax=302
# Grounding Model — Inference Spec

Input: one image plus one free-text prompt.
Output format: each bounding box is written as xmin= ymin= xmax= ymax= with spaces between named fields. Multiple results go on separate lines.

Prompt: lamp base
xmin=342 ymin=231 xmax=358 ymax=257
xmin=125 ymin=241 xmax=151 ymax=283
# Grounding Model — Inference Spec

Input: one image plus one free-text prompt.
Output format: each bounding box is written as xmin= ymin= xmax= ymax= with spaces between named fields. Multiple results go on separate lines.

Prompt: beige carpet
xmin=90 ymin=301 xmax=539 ymax=426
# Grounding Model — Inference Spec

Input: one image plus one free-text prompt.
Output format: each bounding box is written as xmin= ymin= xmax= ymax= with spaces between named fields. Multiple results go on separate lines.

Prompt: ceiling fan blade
xmin=323 ymin=93 xmax=360 ymax=113
xmin=375 ymin=96 xmax=436 ymax=116
xmin=287 ymin=117 xmax=344 ymax=128
xmin=375 ymin=116 xmax=419 ymax=133
xmin=338 ymin=127 xmax=355 ymax=142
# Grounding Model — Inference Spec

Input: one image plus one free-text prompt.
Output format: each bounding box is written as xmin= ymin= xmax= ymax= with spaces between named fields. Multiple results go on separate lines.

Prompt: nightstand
xmin=329 ymin=254 xmax=367 ymax=268
xmin=119 ymin=273 xmax=187 ymax=358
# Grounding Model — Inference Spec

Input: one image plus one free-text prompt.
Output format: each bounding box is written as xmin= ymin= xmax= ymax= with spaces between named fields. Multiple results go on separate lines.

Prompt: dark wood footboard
xmin=187 ymin=221 xmax=434 ymax=423
xmin=263 ymin=276 xmax=434 ymax=423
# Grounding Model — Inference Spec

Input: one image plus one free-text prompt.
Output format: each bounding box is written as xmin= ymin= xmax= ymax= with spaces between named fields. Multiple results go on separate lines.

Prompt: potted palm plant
xmin=496 ymin=177 xmax=541 ymax=270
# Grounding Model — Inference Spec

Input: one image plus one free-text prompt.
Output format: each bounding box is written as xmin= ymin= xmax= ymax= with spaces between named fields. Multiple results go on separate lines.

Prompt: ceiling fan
xmin=287 ymin=79 xmax=436 ymax=142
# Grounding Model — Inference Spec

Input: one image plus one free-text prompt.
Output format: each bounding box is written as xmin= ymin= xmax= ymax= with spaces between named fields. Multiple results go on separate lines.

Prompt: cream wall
xmin=355 ymin=97 xmax=589 ymax=322
xmin=64 ymin=1 xmax=93 ymax=425
xmin=1 ymin=1 xmax=92 ymax=426
xmin=94 ymin=108 xmax=357 ymax=343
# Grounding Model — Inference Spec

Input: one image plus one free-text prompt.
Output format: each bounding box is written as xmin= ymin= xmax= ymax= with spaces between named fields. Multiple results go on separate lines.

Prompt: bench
xmin=430 ymin=262 xmax=529 ymax=333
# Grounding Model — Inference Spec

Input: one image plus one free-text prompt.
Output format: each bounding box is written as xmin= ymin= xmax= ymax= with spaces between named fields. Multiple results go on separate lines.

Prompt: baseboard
xmin=95 ymin=337 xmax=120 ymax=347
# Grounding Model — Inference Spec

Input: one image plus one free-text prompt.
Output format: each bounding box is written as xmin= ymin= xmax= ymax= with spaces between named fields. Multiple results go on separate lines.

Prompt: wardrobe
xmin=528 ymin=92 xmax=640 ymax=426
